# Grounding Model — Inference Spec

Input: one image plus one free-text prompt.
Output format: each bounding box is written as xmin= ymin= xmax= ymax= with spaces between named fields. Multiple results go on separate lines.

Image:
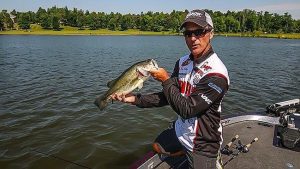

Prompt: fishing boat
xmin=131 ymin=99 xmax=300 ymax=169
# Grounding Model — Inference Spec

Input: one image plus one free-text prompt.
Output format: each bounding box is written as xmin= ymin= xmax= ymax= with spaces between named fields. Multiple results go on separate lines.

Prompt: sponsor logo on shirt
xmin=201 ymin=94 xmax=212 ymax=104
xmin=194 ymin=67 xmax=204 ymax=77
xmin=200 ymin=61 xmax=212 ymax=71
xmin=208 ymin=82 xmax=223 ymax=94
xmin=181 ymin=58 xmax=191 ymax=67
xmin=180 ymin=67 xmax=189 ymax=71
xmin=193 ymin=74 xmax=201 ymax=84
xmin=193 ymin=61 xmax=212 ymax=79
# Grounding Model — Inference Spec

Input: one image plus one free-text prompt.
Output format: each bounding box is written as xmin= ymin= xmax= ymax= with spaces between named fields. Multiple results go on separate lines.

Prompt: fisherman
xmin=112 ymin=9 xmax=229 ymax=169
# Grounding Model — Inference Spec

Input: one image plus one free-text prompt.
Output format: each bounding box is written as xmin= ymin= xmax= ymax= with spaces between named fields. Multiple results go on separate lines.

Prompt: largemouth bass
xmin=94 ymin=59 xmax=159 ymax=110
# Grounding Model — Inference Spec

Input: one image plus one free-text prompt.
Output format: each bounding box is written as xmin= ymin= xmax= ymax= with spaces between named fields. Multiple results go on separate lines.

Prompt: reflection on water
xmin=0 ymin=35 xmax=299 ymax=168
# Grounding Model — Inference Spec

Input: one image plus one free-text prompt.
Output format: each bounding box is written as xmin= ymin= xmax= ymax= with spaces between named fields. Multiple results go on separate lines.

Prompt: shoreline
xmin=1 ymin=30 xmax=300 ymax=39
xmin=0 ymin=27 xmax=179 ymax=36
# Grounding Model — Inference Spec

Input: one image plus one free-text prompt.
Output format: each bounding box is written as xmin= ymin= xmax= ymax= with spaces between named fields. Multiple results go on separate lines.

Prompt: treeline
xmin=1 ymin=6 xmax=300 ymax=33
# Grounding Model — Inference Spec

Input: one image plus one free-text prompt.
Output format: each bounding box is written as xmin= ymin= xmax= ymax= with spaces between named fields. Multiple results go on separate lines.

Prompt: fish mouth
xmin=137 ymin=68 xmax=149 ymax=77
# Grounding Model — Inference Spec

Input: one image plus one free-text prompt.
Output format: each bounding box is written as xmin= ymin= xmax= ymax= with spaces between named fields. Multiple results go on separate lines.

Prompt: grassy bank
xmin=216 ymin=32 xmax=300 ymax=39
xmin=1 ymin=24 xmax=300 ymax=39
xmin=0 ymin=24 xmax=178 ymax=36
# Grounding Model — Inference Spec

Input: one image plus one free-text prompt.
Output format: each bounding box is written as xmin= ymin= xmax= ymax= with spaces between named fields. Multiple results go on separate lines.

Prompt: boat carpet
xmin=222 ymin=121 xmax=300 ymax=169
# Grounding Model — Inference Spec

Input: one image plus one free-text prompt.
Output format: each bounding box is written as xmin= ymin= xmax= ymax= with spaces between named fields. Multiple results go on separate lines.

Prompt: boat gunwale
xmin=221 ymin=113 xmax=280 ymax=127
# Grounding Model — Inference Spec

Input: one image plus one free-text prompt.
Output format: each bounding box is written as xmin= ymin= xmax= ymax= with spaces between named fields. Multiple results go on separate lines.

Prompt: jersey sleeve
xmin=162 ymin=75 xmax=228 ymax=119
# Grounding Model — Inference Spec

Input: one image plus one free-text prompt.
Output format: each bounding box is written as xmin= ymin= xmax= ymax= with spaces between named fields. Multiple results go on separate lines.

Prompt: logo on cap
xmin=186 ymin=12 xmax=203 ymax=19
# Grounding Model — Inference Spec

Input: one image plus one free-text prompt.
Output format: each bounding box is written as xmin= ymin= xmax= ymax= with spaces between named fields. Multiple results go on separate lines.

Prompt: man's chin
xmin=191 ymin=50 xmax=201 ymax=57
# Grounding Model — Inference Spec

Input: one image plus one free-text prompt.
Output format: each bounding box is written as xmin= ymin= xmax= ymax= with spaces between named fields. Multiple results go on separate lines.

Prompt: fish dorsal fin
xmin=136 ymin=67 xmax=149 ymax=78
xmin=107 ymin=79 xmax=117 ymax=88
xmin=137 ymin=82 xmax=144 ymax=90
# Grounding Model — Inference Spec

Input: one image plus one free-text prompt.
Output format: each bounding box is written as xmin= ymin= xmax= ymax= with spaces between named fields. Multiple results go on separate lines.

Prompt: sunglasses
xmin=183 ymin=29 xmax=208 ymax=37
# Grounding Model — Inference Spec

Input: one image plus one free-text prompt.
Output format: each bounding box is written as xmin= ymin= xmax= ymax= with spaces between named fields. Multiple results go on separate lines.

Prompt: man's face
xmin=184 ymin=22 xmax=212 ymax=58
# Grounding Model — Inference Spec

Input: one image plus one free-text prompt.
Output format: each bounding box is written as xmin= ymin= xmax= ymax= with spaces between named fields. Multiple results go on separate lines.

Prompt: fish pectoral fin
xmin=107 ymin=79 xmax=117 ymax=88
xmin=137 ymin=82 xmax=144 ymax=90
xmin=136 ymin=67 xmax=149 ymax=78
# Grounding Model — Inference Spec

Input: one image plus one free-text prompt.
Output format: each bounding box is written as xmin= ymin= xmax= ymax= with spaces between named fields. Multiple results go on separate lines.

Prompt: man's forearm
xmin=134 ymin=92 xmax=169 ymax=108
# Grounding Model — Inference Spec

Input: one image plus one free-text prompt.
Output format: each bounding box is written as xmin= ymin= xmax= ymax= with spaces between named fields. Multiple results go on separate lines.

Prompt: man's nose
xmin=191 ymin=35 xmax=197 ymax=41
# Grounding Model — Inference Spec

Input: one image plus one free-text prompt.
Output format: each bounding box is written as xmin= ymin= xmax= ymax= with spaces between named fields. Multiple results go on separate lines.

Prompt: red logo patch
xmin=200 ymin=62 xmax=212 ymax=71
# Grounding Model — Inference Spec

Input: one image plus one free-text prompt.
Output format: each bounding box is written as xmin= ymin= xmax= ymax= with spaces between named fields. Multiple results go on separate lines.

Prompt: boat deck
xmin=135 ymin=117 xmax=300 ymax=169
xmin=222 ymin=120 xmax=299 ymax=169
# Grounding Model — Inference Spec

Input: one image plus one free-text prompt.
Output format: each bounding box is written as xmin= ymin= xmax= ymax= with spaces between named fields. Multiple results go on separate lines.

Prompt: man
xmin=112 ymin=9 xmax=229 ymax=169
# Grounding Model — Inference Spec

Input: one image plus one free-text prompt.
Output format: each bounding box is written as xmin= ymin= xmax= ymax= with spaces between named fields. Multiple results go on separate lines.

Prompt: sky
xmin=1 ymin=0 xmax=300 ymax=19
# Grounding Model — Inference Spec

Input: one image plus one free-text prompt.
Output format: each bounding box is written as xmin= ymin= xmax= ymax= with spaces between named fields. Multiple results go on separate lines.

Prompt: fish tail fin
xmin=94 ymin=96 xmax=108 ymax=111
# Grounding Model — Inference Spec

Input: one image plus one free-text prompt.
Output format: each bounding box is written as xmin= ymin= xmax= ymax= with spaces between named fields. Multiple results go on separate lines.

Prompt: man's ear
xmin=210 ymin=31 xmax=214 ymax=39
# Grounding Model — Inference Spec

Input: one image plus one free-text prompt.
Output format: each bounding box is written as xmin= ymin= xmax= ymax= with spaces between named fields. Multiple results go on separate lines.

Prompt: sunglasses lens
xmin=184 ymin=29 xmax=206 ymax=37
xmin=183 ymin=31 xmax=192 ymax=37
xmin=195 ymin=29 xmax=205 ymax=36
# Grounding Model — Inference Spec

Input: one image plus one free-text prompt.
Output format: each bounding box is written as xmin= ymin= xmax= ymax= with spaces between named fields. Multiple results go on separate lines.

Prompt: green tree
xmin=140 ymin=14 xmax=153 ymax=31
xmin=169 ymin=10 xmax=181 ymax=32
xmin=51 ymin=14 xmax=60 ymax=30
xmin=108 ymin=17 xmax=117 ymax=30
xmin=214 ymin=16 xmax=226 ymax=32
xmin=27 ymin=11 xmax=36 ymax=24
xmin=225 ymin=16 xmax=240 ymax=32
xmin=236 ymin=11 xmax=245 ymax=32
xmin=97 ymin=12 xmax=107 ymax=29
xmin=262 ymin=11 xmax=272 ymax=33
xmin=243 ymin=9 xmax=257 ymax=32
xmin=132 ymin=14 xmax=140 ymax=29
xmin=151 ymin=13 xmax=164 ymax=32
xmin=35 ymin=7 xmax=47 ymax=23
xmin=120 ymin=15 xmax=132 ymax=31
xmin=0 ymin=13 xmax=4 ymax=31
xmin=282 ymin=13 xmax=293 ymax=33
xmin=18 ymin=13 xmax=30 ymax=30
xmin=76 ymin=10 xmax=85 ymax=30
xmin=295 ymin=20 xmax=300 ymax=33
xmin=1 ymin=7 xmax=300 ymax=34
xmin=61 ymin=6 xmax=70 ymax=26
xmin=68 ymin=8 xmax=78 ymax=27
xmin=86 ymin=12 xmax=98 ymax=30
xmin=40 ymin=13 xmax=51 ymax=29
xmin=256 ymin=11 xmax=264 ymax=31
xmin=1 ymin=10 xmax=14 ymax=30
xmin=271 ymin=13 xmax=282 ymax=33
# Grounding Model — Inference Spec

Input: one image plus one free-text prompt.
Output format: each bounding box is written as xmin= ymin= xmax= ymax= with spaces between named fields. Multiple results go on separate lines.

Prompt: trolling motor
xmin=223 ymin=137 xmax=259 ymax=167
xmin=275 ymin=112 xmax=300 ymax=150
xmin=268 ymin=99 xmax=300 ymax=151
xmin=221 ymin=135 xmax=239 ymax=155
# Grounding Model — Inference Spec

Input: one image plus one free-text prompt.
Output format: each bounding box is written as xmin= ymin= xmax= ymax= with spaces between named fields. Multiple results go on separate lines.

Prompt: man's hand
xmin=150 ymin=68 xmax=170 ymax=82
xmin=111 ymin=93 xmax=136 ymax=104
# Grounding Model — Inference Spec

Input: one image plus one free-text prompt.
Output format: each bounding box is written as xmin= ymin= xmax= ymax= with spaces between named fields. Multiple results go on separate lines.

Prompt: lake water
xmin=0 ymin=35 xmax=299 ymax=169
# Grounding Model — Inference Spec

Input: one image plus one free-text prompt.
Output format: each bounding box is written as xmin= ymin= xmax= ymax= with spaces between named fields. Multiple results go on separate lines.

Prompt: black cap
xmin=180 ymin=9 xmax=214 ymax=30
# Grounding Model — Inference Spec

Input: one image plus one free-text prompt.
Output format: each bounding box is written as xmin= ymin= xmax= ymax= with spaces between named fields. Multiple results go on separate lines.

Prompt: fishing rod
xmin=31 ymin=149 xmax=92 ymax=169
xmin=156 ymin=135 xmax=241 ymax=168
xmin=221 ymin=135 xmax=239 ymax=155
xmin=223 ymin=137 xmax=258 ymax=167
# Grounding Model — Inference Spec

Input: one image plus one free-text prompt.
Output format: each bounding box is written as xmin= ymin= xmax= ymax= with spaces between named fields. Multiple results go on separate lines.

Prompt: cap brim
xmin=180 ymin=19 xmax=208 ymax=30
